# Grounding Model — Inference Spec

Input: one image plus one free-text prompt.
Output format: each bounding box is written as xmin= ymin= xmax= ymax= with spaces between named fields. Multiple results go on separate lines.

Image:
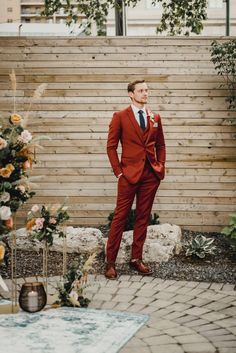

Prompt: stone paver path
xmin=1 ymin=275 xmax=236 ymax=353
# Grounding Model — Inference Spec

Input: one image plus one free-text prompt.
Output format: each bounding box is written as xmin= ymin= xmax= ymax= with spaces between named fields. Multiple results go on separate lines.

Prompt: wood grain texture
xmin=0 ymin=36 xmax=235 ymax=231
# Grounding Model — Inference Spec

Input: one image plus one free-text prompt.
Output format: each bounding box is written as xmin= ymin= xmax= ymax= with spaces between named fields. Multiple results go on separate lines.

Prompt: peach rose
xmin=23 ymin=160 xmax=31 ymax=169
xmin=0 ymin=243 xmax=5 ymax=261
xmin=5 ymin=217 xmax=13 ymax=229
xmin=10 ymin=113 xmax=22 ymax=125
xmin=0 ymin=137 xmax=7 ymax=150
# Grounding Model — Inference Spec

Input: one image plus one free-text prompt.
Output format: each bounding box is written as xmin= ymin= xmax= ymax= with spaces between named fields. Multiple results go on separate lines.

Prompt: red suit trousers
xmin=106 ymin=160 xmax=160 ymax=263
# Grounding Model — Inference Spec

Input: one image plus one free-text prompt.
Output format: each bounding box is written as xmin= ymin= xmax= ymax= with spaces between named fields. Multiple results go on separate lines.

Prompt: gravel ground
xmin=1 ymin=228 xmax=235 ymax=285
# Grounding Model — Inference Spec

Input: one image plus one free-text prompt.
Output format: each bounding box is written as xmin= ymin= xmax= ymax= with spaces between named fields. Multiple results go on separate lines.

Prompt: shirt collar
xmin=131 ymin=104 xmax=146 ymax=115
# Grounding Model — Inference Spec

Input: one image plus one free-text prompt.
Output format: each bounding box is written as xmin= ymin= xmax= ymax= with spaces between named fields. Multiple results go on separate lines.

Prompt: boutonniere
xmin=147 ymin=110 xmax=155 ymax=123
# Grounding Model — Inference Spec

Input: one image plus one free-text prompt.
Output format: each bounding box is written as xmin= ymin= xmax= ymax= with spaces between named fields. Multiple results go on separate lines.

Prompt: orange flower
xmin=0 ymin=243 xmax=5 ymax=261
xmin=10 ymin=113 xmax=22 ymax=125
xmin=5 ymin=217 xmax=13 ymax=229
xmin=0 ymin=163 xmax=15 ymax=178
xmin=26 ymin=218 xmax=35 ymax=230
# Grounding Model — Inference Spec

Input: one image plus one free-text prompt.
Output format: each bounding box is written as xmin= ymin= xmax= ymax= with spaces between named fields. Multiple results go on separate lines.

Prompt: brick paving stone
xmin=154 ymin=282 xmax=175 ymax=291
xmin=175 ymin=286 xmax=195 ymax=294
xmin=150 ymin=308 xmax=173 ymax=318
xmin=201 ymin=311 xmax=227 ymax=322
xmin=185 ymin=281 xmax=199 ymax=288
xmin=140 ymin=276 xmax=155 ymax=283
xmin=127 ymin=304 xmax=146 ymax=312
xmin=141 ymin=283 xmax=157 ymax=290
xmin=136 ymin=327 xmax=158 ymax=339
xmin=210 ymin=283 xmax=224 ymax=291
xmin=111 ymin=294 xmax=134 ymax=303
xmin=214 ymin=341 xmax=236 ymax=348
xmin=118 ymin=281 xmax=132 ymax=288
xmin=215 ymin=318 xmax=236 ymax=328
xmin=93 ymin=293 xmax=113 ymax=302
xmin=154 ymin=291 xmax=176 ymax=300
xmin=136 ymin=289 xmax=158 ymax=297
xmin=124 ymin=337 xmax=147 ymax=347
xmin=139 ymin=306 xmax=158 ymax=315
xmin=222 ymin=284 xmax=235 ymax=292
xmin=182 ymin=342 xmax=216 ymax=353
xmin=227 ymin=327 xmax=236 ymax=335
xmin=104 ymin=280 xmax=119 ymax=287
xmin=143 ymin=334 xmax=177 ymax=345
xmin=185 ymin=319 xmax=210 ymax=328
xmin=148 ymin=318 xmax=179 ymax=330
xmin=164 ymin=326 xmax=195 ymax=336
xmin=202 ymin=328 xmax=229 ymax=337
xmin=172 ymin=294 xmax=195 ymax=303
xmin=197 ymin=282 xmax=212 ymax=289
xmin=120 ymin=347 xmax=151 ymax=353
xmin=151 ymin=278 xmax=165 ymax=284
xmin=218 ymin=296 xmax=236 ymax=304
xmin=113 ymin=302 xmax=131 ymax=311
xmin=168 ymin=302 xmax=192 ymax=312
xmin=129 ymin=282 xmax=144 ymax=289
xmin=132 ymin=296 xmax=155 ymax=305
xmin=187 ymin=298 xmax=213 ymax=307
xmin=198 ymin=291 xmax=226 ymax=301
xmin=164 ymin=285 xmax=183 ymax=293
xmin=164 ymin=311 xmax=187 ymax=321
xmin=218 ymin=349 xmax=236 ymax=353
xmin=117 ymin=287 xmax=138 ymax=296
xmin=208 ymin=334 xmax=236 ymax=342
xmin=149 ymin=299 xmax=172 ymax=309
xmin=174 ymin=315 xmax=196 ymax=324
xmin=185 ymin=288 xmax=205 ymax=297
xmin=118 ymin=275 xmax=131 ymax=281
xmin=150 ymin=344 xmax=184 ymax=353
xmin=98 ymin=286 xmax=118 ymax=295
xmin=94 ymin=274 xmax=107 ymax=282
xmin=184 ymin=306 xmax=210 ymax=316
xmin=220 ymin=307 xmax=236 ymax=316
xmin=129 ymin=275 xmax=143 ymax=282
xmin=175 ymin=334 xmax=209 ymax=344
xmin=88 ymin=300 xmax=104 ymax=309
xmin=194 ymin=324 xmax=222 ymax=333
xmin=101 ymin=301 xmax=117 ymax=310
xmin=203 ymin=301 xmax=231 ymax=311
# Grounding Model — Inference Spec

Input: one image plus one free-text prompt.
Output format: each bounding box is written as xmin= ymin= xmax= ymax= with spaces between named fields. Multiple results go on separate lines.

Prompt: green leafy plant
xmin=222 ymin=213 xmax=236 ymax=248
xmin=43 ymin=0 xmax=207 ymax=36
xmin=210 ymin=39 xmax=236 ymax=110
xmin=185 ymin=234 xmax=216 ymax=259
xmin=55 ymin=254 xmax=97 ymax=308
xmin=108 ymin=209 xmax=159 ymax=231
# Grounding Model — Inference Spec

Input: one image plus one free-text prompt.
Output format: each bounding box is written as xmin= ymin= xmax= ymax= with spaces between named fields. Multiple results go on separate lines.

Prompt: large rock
xmin=11 ymin=226 xmax=105 ymax=254
xmin=107 ymin=224 xmax=182 ymax=264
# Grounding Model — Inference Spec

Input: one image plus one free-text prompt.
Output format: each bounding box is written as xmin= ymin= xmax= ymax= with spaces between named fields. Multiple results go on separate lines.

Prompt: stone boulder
xmin=11 ymin=226 xmax=105 ymax=254
xmin=106 ymin=224 xmax=182 ymax=264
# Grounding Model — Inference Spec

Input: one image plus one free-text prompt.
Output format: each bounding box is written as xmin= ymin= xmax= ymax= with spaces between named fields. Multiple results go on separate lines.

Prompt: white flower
xmin=18 ymin=130 xmax=32 ymax=143
xmin=0 ymin=206 xmax=11 ymax=220
xmin=0 ymin=192 xmax=10 ymax=203
xmin=0 ymin=137 xmax=7 ymax=150
xmin=34 ymin=217 xmax=45 ymax=230
xmin=31 ymin=204 xmax=40 ymax=213
xmin=17 ymin=185 xmax=26 ymax=193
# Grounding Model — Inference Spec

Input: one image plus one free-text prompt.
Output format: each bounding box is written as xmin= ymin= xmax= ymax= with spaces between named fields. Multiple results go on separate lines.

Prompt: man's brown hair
xmin=127 ymin=80 xmax=146 ymax=93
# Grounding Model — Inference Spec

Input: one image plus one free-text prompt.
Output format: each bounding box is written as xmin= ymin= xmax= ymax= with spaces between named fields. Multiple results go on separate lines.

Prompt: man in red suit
xmin=105 ymin=80 xmax=166 ymax=279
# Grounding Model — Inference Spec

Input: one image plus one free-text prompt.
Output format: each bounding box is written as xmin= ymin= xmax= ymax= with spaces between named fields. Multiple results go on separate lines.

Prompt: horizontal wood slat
xmin=0 ymin=36 xmax=235 ymax=231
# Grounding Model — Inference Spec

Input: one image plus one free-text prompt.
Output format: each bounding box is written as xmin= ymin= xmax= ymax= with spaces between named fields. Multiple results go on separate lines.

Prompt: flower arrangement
xmin=55 ymin=254 xmax=97 ymax=308
xmin=147 ymin=109 xmax=155 ymax=123
xmin=26 ymin=204 xmax=70 ymax=246
xmin=0 ymin=70 xmax=47 ymax=238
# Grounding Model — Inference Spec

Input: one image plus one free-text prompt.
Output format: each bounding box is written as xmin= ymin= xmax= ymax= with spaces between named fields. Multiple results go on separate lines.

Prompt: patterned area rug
xmin=0 ymin=307 xmax=149 ymax=353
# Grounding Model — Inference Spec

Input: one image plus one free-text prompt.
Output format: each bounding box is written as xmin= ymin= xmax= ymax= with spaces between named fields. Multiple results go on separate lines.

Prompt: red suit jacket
xmin=107 ymin=106 xmax=166 ymax=184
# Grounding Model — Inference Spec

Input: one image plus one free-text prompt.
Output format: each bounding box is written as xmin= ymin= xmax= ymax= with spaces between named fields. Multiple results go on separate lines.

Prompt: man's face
xmin=128 ymin=82 xmax=149 ymax=106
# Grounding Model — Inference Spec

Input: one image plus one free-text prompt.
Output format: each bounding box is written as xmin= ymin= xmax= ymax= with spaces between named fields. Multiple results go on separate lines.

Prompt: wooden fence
xmin=0 ymin=36 xmax=235 ymax=231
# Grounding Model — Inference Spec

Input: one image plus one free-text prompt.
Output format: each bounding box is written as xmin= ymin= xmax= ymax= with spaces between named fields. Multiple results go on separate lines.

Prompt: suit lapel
xmin=127 ymin=106 xmax=143 ymax=143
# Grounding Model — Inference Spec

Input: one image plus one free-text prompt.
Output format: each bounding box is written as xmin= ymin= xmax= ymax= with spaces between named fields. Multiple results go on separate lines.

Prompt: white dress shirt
xmin=131 ymin=104 xmax=147 ymax=128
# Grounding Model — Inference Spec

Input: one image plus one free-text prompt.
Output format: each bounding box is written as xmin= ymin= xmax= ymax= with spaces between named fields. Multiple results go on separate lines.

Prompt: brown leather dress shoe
xmin=129 ymin=259 xmax=153 ymax=275
xmin=105 ymin=263 xmax=117 ymax=280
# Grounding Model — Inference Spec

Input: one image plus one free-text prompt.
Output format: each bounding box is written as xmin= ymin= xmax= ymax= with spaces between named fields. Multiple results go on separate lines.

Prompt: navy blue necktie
xmin=138 ymin=110 xmax=146 ymax=131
